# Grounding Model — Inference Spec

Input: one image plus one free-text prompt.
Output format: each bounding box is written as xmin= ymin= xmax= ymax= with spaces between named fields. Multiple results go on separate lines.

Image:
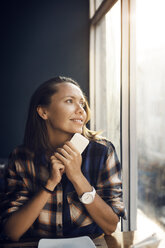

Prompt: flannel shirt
xmin=1 ymin=139 xmax=126 ymax=239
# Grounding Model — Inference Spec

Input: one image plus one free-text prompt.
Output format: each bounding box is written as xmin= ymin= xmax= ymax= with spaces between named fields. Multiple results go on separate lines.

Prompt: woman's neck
xmin=48 ymin=130 xmax=73 ymax=151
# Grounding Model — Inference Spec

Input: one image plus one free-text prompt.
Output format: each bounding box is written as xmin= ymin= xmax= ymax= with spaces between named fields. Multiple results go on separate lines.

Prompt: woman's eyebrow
xmin=63 ymin=95 xmax=85 ymax=100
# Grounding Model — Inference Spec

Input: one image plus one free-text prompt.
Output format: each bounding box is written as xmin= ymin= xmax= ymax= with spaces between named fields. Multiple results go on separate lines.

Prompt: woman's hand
xmin=48 ymin=155 xmax=65 ymax=188
xmin=54 ymin=141 xmax=82 ymax=182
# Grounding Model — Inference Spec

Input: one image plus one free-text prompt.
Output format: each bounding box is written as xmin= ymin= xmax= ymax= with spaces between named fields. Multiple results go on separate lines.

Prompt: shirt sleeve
xmin=1 ymin=149 xmax=32 ymax=226
xmin=96 ymin=141 xmax=127 ymax=219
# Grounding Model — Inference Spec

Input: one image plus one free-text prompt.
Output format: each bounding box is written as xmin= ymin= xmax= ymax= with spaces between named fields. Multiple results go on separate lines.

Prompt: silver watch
xmin=79 ymin=187 xmax=96 ymax=204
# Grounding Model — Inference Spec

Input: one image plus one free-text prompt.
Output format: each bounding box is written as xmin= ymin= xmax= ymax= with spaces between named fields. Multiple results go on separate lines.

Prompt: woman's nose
xmin=75 ymin=103 xmax=84 ymax=113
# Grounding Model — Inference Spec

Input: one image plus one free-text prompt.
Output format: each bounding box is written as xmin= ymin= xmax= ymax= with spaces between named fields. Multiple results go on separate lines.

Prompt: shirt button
xmin=58 ymin=224 xmax=62 ymax=229
xmin=58 ymin=202 xmax=62 ymax=208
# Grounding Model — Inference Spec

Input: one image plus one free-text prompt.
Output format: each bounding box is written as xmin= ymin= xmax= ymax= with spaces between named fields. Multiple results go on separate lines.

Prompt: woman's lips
xmin=70 ymin=118 xmax=83 ymax=124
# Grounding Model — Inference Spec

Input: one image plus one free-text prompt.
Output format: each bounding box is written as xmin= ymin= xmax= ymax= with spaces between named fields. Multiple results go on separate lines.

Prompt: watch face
xmin=82 ymin=193 xmax=94 ymax=204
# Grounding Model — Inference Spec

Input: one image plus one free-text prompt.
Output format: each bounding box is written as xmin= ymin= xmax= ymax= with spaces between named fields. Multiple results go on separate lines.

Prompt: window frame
xmin=89 ymin=0 xmax=137 ymax=231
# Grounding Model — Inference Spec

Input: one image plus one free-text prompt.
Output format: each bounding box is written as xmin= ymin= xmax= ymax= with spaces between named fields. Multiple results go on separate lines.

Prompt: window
xmin=90 ymin=1 xmax=121 ymax=156
xmin=90 ymin=0 xmax=137 ymax=231
xmin=136 ymin=0 xmax=165 ymax=236
xmin=90 ymin=0 xmax=165 ymax=237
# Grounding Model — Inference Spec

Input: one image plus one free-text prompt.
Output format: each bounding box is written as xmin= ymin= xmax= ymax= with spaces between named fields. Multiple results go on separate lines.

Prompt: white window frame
xmin=89 ymin=0 xmax=137 ymax=231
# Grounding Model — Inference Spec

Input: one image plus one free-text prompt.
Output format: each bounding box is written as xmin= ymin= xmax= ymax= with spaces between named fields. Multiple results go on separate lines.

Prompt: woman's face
xmin=43 ymin=82 xmax=87 ymax=139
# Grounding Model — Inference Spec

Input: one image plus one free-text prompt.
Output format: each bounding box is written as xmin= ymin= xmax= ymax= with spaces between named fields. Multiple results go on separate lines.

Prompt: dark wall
xmin=0 ymin=0 xmax=89 ymax=158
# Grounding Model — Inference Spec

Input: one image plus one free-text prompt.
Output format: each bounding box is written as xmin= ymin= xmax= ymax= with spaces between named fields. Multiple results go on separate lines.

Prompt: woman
xmin=2 ymin=76 xmax=126 ymax=241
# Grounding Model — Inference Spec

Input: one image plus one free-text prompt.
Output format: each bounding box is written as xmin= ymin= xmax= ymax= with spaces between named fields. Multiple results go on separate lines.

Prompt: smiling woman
xmin=23 ymin=77 xmax=93 ymax=155
xmin=1 ymin=76 xmax=126 ymax=241
xmin=37 ymin=83 xmax=87 ymax=149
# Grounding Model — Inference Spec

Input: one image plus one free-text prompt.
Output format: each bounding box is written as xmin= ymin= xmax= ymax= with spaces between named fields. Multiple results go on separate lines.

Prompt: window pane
xmin=106 ymin=2 xmax=121 ymax=155
xmin=136 ymin=0 xmax=165 ymax=231
xmin=95 ymin=0 xmax=104 ymax=10
xmin=94 ymin=1 xmax=121 ymax=156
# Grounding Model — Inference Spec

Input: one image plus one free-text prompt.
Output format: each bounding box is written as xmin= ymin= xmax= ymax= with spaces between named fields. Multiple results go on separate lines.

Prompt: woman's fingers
xmin=55 ymin=141 xmax=79 ymax=160
xmin=56 ymin=147 xmax=72 ymax=159
xmin=51 ymin=154 xmax=65 ymax=166
xmin=51 ymin=156 xmax=65 ymax=171
xmin=49 ymin=155 xmax=65 ymax=184
xmin=50 ymin=141 xmax=82 ymax=183
xmin=54 ymin=151 xmax=67 ymax=164
xmin=64 ymin=141 xmax=80 ymax=154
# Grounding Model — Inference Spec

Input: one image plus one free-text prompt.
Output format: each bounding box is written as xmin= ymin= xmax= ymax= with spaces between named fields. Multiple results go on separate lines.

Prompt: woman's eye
xmin=66 ymin=99 xmax=73 ymax=103
xmin=80 ymin=102 xmax=86 ymax=108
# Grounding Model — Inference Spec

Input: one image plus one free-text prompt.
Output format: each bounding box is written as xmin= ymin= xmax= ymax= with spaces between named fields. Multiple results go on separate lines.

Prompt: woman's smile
xmin=70 ymin=117 xmax=84 ymax=124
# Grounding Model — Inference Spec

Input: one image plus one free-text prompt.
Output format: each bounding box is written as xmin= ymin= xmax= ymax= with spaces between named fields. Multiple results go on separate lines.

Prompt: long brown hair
xmin=23 ymin=76 xmax=100 ymax=154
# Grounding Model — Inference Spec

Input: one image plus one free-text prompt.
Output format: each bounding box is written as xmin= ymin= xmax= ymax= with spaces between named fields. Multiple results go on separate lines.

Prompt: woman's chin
xmin=70 ymin=128 xmax=83 ymax=134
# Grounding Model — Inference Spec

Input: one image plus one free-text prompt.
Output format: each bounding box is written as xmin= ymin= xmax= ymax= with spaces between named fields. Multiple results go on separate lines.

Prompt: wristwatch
xmin=79 ymin=187 xmax=96 ymax=204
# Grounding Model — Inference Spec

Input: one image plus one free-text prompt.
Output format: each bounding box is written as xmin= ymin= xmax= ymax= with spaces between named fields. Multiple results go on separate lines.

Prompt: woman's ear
xmin=37 ymin=106 xmax=48 ymax=120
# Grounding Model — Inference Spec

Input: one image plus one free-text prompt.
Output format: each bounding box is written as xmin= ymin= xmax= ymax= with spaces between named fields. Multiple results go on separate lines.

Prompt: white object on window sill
xmin=130 ymin=233 xmax=161 ymax=248
xmin=38 ymin=236 xmax=96 ymax=248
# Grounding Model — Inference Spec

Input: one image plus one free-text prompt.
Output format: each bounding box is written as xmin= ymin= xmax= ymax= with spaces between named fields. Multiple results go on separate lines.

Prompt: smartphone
xmin=70 ymin=133 xmax=89 ymax=154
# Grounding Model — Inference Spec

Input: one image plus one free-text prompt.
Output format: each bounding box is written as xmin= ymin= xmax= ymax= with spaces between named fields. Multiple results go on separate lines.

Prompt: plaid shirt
xmin=1 ymin=139 xmax=126 ymax=238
